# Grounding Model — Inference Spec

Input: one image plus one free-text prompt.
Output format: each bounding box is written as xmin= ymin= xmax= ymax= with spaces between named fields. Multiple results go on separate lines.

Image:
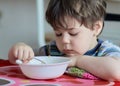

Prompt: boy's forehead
xmin=64 ymin=16 xmax=77 ymax=22
xmin=59 ymin=16 xmax=81 ymax=28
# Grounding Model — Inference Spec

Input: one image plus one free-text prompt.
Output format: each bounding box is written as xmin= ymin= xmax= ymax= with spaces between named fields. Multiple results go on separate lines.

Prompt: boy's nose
xmin=62 ymin=34 xmax=70 ymax=44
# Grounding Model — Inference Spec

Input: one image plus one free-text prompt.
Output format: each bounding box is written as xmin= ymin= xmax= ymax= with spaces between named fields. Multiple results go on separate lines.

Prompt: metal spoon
xmin=34 ymin=58 xmax=46 ymax=64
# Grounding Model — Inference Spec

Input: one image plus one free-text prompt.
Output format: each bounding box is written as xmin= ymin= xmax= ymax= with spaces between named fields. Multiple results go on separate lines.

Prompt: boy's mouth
xmin=63 ymin=50 xmax=75 ymax=56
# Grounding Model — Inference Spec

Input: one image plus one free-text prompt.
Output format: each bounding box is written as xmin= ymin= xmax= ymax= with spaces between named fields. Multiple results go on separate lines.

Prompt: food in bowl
xmin=17 ymin=56 xmax=71 ymax=79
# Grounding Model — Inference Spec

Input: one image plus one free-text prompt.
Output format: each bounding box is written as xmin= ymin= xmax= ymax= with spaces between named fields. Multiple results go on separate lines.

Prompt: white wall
xmin=106 ymin=1 xmax=120 ymax=14
xmin=100 ymin=1 xmax=120 ymax=46
xmin=100 ymin=21 xmax=120 ymax=46
xmin=0 ymin=0 xmax=43 ymax=59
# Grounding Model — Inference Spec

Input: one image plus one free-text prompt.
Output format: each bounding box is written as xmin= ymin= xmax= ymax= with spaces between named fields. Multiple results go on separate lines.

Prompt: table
xmin=0 ymin=59 xmax=119 ymax=86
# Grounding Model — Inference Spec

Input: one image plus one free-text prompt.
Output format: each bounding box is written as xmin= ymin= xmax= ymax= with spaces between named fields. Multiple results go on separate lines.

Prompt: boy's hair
xmin=46 ymin=0 xmax=106 ymax=30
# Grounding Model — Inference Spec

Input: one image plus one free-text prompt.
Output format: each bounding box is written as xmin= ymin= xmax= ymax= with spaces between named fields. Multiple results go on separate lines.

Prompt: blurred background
xmin=0 ymin=0 xmax=120 ymax=59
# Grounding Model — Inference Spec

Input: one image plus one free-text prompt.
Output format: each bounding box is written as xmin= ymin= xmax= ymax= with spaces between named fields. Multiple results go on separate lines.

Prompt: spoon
xmin=16 ymin=59 xmax=23 ymax=64
xmin=34 ymin=57 xmax=46 ymax=64
xmin=16 ymin=58 xmax=46 ymax=64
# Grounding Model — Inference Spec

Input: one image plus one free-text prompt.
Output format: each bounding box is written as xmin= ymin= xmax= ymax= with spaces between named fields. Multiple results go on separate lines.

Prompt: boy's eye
xmin=55 ymin=33 xmax=62 ymax=37
xmin=69 ymin=33 xmax=78 ymax=36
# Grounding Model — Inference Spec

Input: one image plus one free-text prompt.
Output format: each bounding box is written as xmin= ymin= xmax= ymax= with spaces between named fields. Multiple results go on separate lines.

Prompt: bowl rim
xmin=19 ymin=56 xmax=71 ymax=66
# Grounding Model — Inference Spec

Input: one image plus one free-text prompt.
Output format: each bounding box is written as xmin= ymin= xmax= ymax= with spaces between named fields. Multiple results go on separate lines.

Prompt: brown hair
xmin=46 ymin=0 xmax=106 ymax=30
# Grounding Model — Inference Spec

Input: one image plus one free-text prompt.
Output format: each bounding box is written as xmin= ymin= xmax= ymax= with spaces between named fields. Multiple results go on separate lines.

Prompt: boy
xmin=8 ymin=0 xmax=120 ymax=81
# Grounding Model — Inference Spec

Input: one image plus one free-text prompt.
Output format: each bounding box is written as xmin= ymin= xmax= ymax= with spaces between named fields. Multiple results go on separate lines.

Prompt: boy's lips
xmin=63 ymin=50 xmax=75 ymax=55
xmin=63 ymin=50 xmax=79 ymax=56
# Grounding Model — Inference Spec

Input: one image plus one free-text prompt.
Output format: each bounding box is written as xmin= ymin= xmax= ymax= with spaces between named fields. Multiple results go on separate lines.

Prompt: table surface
xmin=0 ymin=59 xmax=119 ymax=86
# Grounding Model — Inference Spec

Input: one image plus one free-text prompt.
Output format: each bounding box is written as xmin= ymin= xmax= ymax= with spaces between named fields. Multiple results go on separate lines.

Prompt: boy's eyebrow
xmin=67 ymin=27 xmax=74 ymax=30
xmin=66 ymin=27 xmax=78 ymax=30
xmin=55 ymin=27 xmax=81 ymax=32
xmin=54 ymin=28 xmax=74 ymax=31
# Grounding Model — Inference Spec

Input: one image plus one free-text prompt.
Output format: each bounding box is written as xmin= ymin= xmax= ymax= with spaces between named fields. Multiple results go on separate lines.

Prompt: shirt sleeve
xmin=97 ymin=41 xmax=120 ymax=57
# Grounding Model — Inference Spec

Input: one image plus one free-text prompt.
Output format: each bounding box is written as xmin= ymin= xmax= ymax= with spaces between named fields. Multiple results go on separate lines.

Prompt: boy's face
xmin=54 ymin=16 xmax=101 ymax=56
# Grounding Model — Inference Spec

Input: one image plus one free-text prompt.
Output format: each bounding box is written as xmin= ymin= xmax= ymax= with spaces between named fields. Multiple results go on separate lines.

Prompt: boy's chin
xmin=65 ymin=53 xmax=82 ymax=57
xmin=66 ymin=54 xmax=76 ymax=57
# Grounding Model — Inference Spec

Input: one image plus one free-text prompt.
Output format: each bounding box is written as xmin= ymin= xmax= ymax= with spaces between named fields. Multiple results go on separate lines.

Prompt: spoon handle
xmin=34 ymin=58 xmax=46 ymax=64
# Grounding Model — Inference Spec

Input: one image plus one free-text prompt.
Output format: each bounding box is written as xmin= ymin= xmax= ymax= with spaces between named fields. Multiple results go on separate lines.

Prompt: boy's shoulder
xmin=97 ymin=40 xmax=120 ymax=57
xmin=101 ymin=40 xmax=120 ymax=51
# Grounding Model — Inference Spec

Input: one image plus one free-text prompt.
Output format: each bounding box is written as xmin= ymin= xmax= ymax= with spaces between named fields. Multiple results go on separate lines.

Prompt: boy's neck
xmin=89 ymin=39 xmax=98 ymax=50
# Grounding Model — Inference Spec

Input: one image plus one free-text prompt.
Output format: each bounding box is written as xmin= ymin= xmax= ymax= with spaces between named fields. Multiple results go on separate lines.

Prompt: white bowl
xmin=17 ymin=56 xmax=71 ymax=79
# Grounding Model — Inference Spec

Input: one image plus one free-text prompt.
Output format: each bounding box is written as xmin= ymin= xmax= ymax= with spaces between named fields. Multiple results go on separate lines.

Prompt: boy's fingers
xmin=14 ymin=48 xmax=19 ymax=58
xmin=17 ymin=48 xmax=24 ymax=60
xmin=22 ymin=51 xmax=34 ymax=63
xmin=22 ymin=50 xmax=29 ymax=61
xmin=23 ymin=59 xmax=29 ymax=63
xmin=27 ymin=51 xmax=34 ymax=60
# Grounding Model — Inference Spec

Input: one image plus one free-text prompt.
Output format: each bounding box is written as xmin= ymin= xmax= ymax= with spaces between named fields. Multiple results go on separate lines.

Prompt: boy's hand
xmin=67 ymin=56 xmax=79 ymax=67
xmin=8 ymin=42 xmax=34 ymax=64
xmin=67 ymin=55 xmax=83 ymax=67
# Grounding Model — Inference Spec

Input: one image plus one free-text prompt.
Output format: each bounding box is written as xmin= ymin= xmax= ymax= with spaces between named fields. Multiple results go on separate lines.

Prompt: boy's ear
xmin=93 ymin=20 xmax=103 ymax=36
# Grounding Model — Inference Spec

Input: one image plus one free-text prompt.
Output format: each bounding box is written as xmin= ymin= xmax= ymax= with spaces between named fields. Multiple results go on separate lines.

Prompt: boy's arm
xmin=73 ymin=55 xmax=120 ymax=81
